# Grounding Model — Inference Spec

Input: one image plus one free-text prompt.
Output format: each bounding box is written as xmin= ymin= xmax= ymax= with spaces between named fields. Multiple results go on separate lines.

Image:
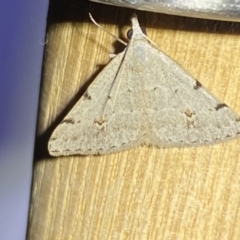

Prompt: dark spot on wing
xmin=236 ymin=118 xmax=240 ymax=122
xmin=215 ymin=103 xmax=228 ymax=110
xmin=94 ymin=117 xmax=107 ymax=125
xmin=83 ymin=91 xmax=92 ymax=100
xmin=61 ymin=119 xmax=75 ymax=124
xmin=194 ymin=80 xmax=202 ymax=90
xmin=184 ymin=109 xmax=195 ymax=118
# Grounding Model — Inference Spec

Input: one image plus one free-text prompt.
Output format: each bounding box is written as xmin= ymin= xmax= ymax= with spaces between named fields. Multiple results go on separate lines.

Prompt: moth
xmin=48 ymin=14 xmax=240 ymax=156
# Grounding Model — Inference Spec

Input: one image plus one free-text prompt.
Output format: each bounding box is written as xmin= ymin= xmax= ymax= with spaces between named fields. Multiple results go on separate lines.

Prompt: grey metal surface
xmin=90 ymin=0 xmax=240 ymax=21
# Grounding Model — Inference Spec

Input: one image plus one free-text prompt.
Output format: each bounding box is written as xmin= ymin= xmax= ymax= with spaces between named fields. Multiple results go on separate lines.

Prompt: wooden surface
xmin=28 ymin=1 xmax=240 ymax=239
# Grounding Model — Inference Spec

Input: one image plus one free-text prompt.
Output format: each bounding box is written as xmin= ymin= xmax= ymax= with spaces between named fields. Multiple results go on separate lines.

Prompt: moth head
xmin=127 ymin=27 xmax=147 ymax=40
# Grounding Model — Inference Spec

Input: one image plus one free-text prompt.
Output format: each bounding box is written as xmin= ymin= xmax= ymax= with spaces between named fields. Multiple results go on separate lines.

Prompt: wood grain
xmin=28 ymin=1 xmax=240 ymax=239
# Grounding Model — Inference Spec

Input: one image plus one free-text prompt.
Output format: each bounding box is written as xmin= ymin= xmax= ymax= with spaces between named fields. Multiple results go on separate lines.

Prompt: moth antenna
xmin=89 ymin=13 xmax=128 ymax=47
